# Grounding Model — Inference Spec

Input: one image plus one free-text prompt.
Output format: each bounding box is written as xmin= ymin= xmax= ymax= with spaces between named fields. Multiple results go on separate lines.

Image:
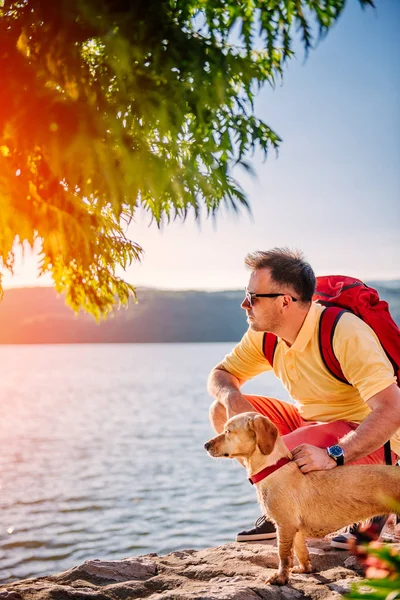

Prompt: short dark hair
xmin=245 ymin=248 xmax=316 ymax=303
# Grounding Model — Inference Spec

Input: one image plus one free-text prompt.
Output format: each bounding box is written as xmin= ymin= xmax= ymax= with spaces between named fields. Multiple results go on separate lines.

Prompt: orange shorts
xmin=245 ymin=395 xmax=398 ymax=466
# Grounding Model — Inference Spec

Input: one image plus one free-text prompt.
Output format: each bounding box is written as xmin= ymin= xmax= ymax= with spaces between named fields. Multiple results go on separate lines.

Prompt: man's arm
xmin=339 ymin=383 xmax=400 ymax=462
xmin=208 ymin=329 xmax=271 ymax=422
xmin=207 ymin=364 xmax=249 ymax=419
xmin=292 ymin=383 xmax=400 ymax=473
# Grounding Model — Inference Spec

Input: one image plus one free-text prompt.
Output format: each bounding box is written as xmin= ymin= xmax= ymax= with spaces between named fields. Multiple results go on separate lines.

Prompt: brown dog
xmin=204 ymin=412 xmax=400 ymax=585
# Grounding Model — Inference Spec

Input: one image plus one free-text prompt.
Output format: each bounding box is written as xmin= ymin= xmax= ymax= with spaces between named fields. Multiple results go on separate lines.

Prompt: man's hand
xmin=292 ymin=444 xmax=337 ymax=473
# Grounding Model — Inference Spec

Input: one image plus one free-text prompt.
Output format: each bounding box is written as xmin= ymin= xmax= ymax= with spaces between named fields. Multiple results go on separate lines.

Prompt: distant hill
xmin=0 ymin=282 xmax=399 ymax=344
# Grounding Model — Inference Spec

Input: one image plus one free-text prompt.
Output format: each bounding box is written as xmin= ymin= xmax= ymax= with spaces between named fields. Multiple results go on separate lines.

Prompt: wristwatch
xmin=326 ymin=445 xmax=344 ymax=466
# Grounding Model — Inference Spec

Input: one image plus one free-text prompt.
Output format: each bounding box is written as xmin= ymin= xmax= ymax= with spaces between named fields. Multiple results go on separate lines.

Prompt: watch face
xmin=329 ymin=445 xmax=344 ymax=457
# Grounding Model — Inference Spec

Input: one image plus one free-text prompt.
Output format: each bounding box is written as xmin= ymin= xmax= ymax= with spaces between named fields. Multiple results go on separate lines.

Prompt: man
xmin=208 ymin=248 xmax=400 ymax=547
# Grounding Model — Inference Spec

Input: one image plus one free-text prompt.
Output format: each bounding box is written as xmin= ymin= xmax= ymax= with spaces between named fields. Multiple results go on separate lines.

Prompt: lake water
xmin=0 ymin=343 xmax=291 ymax=583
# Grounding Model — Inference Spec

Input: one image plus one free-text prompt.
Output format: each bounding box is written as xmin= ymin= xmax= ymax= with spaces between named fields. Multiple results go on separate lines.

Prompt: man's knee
xmin=209 ymin=396 xmax=257 ymax=433
xmin=209 ymin=400 xmax=227 ymax=433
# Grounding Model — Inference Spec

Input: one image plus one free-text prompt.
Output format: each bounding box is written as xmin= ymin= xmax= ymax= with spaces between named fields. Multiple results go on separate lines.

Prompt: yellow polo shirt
xmin=221 ymin=302 xmax=400 ymax=456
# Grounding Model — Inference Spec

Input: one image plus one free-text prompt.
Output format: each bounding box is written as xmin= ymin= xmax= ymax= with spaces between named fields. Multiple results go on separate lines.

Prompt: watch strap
xmin=335 ymin=453 xmax=344 ymax=466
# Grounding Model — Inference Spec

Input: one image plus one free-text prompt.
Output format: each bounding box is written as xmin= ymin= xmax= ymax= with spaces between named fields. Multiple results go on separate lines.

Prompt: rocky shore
xmin=0 ymin=538 xmax=365 ymax=600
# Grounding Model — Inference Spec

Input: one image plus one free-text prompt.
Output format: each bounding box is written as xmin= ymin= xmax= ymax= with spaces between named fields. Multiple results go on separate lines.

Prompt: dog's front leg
xmin=265 ymin=526 xmax=296 ymax=586
xmin=292 ymin=531 xmax=312 ymax=574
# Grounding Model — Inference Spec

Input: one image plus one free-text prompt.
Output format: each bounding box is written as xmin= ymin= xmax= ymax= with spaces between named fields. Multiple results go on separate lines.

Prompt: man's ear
xmin=251 ymin=416 xmax=278 ymax=455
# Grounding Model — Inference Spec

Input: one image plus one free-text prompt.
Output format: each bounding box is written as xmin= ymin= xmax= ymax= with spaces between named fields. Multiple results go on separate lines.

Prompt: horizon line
xmin=3 ymin=277 xmax=400 ymax=295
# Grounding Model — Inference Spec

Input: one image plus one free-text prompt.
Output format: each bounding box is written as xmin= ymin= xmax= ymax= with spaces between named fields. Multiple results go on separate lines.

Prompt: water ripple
xmin=0 ymin=343 xmax=288 ymax=583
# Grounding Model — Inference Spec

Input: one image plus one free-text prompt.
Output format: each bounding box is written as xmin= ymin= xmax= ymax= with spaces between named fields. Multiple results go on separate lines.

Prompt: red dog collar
xmin=249 ymin=457 xmax=291 ymax=485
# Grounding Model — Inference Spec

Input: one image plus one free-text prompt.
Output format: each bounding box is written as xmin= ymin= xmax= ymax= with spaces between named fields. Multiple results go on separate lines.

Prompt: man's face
xmin=241 ymin=268 xmax=284 ymax=332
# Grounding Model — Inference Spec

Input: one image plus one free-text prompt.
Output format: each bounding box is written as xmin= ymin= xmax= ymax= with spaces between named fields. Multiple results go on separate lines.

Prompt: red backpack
xmin=263 ymin=275 xmax=400 ymax=464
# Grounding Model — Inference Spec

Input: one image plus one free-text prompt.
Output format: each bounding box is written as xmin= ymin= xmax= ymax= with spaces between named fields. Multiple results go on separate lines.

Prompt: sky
xmin=3 ymin=0 xmax=400 ymax=291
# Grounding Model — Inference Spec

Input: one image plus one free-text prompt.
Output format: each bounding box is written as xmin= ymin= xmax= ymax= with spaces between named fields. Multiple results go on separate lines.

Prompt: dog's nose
xmin=204 ymin=442 xmax=211 ymax=451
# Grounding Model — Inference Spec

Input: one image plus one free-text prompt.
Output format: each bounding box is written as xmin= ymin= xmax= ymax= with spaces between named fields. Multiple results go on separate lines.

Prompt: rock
xmin=0 ymin=539 xmax=363 ymax=600
xmin=58 ymin=557 xmax=158 ymax=584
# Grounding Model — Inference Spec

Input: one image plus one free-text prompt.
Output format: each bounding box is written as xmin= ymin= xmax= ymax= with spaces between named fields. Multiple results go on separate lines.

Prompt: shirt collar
xmin=281 ymin=302 xmax=323 ymax=354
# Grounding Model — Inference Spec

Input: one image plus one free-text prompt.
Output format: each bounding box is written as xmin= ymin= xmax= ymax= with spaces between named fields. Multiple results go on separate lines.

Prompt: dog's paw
xmin=292 ymin=562 xmax=312 ymax=574
xmin=265 ymin=573 xmax=289 ymax=586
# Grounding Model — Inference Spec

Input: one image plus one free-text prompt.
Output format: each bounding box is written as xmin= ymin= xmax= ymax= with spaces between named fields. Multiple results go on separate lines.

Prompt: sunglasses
xmin=244 ymin=289 xmax=298 ymax=307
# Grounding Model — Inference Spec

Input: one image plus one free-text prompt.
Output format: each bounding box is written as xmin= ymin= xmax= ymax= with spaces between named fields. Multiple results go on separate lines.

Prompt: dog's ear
xmin=251 ymin=416 xmax=278 ymax=455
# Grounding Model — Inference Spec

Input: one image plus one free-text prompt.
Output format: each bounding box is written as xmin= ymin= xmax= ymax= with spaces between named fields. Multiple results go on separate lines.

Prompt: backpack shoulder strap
xmin=319 ymin=306 xmax=350 ymax=384
xmin=263 ymin=332 xmax=278 ymax=367
xmin=319 ymin=306 xmax=394 ymax=465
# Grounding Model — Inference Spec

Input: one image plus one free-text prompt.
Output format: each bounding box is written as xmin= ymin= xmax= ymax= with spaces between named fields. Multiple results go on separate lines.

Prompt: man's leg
xmin=282 ymin=420 xmax=398 ymax=465
xmin=209 ymin=395 xmax=258 ymax=433
xmin=209 ymin=395 xmax=304 ymax=435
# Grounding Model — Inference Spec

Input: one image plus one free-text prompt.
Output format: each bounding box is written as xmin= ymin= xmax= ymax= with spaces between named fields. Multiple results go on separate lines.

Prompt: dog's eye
xmin=225 ymin=429 xmax=230 ymax=434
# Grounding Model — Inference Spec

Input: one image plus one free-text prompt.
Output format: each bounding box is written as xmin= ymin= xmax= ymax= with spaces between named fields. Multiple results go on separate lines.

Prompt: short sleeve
xmin=333 ymin=312 xmax=396 ymax=401
xmin=220 ymin=329 xmax=272 ymax=382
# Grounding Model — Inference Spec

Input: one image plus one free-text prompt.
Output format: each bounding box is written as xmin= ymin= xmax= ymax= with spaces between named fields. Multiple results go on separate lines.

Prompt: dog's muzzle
xmin=204 ymin=441 xmax=230 ymax=457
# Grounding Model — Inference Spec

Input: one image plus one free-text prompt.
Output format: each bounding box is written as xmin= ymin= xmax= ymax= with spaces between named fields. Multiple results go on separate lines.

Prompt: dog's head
xmin=204 ymin=412 xmax=278 ymax=459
